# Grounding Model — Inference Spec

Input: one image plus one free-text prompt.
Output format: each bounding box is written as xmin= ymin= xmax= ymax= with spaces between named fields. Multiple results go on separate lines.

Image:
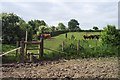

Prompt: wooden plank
xmin=0 ymin=47 xmax=21 ymax=57
xmin=26 ymin=48 xmax=40 ymax=50
xmin=24 ymin=41 xmax=41 ymax=44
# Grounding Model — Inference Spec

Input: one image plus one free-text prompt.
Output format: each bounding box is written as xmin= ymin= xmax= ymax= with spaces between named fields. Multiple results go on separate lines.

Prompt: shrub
xmin=101 ymin=25 xmax=120 ymax=46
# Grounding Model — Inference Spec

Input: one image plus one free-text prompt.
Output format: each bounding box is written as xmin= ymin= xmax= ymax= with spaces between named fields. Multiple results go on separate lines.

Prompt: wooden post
xmin=39 ymin=43 xmax=40 ymax=60
xmin=25 ymin=31 xmax=28 ymax=42
xmin=62 ymin=41 xmax=65 ymax=51
xmin=27 ymin=52 xmax=30 ymax=62
xmin=77 ymin=40 xmax=80 ymax=54
xmin=65 ymin=33 xmax=67 ymax=39
xmin=39 ymin=38 xmax=44 ymax=60
xmin=25 ymin=30 xmax=27 ymax=59
xmin=30 ymin=53 xmax=33 ymax=62
xmin=16 ymin=41 xmax=19 ymax=57
xmin=20 ymin=38 xmax=24 ymax=63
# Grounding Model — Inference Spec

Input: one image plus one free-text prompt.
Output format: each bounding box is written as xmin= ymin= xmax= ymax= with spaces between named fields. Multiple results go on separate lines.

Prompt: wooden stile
xmin=20 ymin=38 xmax=24 ymax=63
xmin=16 ymin=41 xmax=19 ymax=57
xmin=39 ymin=38 xmax=44 ymax=60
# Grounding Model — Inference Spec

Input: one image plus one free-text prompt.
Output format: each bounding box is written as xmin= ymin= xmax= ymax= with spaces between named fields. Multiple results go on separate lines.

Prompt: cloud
xmin=1 ymin=0 xmax=120 ymax=2
xmin=1 ymin=1 xmax=118 ymax=29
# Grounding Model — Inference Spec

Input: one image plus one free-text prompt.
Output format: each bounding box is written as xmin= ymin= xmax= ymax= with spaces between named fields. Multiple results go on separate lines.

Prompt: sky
xmin=1 ymin=0 xmax=120 ymax=30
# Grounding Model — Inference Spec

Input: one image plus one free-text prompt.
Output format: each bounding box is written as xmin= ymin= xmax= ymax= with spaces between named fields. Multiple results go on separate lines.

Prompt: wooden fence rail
xmin=1 ymin=37 xmax=44 ymax=63
xmin=0 ymin=47 xmax=21 ymax=57
xmin=19 ymin=38 xmax=44 ymax=62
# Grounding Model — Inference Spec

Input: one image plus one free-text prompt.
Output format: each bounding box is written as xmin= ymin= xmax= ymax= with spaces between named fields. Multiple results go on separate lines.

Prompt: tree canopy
xmin=57 ymin=23 xmax=66 ymax=31
xmin=28 ymin=19 xmax=47 ymax=34
xmin=93 ymin=26 xmax=99 ymax=30
xmin=2 ymin=12 xmax=119 ymax=45
xmin=2 ymin=13 xmax=26 ymax=44
xmin=68 ymin=19 xmax=80 ymax=31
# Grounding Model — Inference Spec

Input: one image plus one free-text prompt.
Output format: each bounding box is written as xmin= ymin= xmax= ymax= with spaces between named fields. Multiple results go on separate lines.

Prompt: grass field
xmin=2 ymin=32 xmax=118 ymax=63
xmin=2 ymin=32 xmax=101 ymax=54
xmin=44 ymin=32 xmax=101 ymax=49
xmin=2 ymin=32 xmax=102 ymax=55
xmin=43 ymin=32 xmax=117 ymax=59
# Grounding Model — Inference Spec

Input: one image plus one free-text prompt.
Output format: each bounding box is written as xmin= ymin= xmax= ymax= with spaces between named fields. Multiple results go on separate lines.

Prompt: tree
xmin=68 ymin=19 xmax=79 ymax=30
xmin=40 ymin=20 xmax=46 ymax=26
xmin=28 ymin=19 xmax=47 ymax=35
xmin=57 ymin=23 xmax=66 ymax=31
xmin=101 ymin=25 xmax=120 ymax=46
xmin=93 ymin=26 xmax=99 ymax=30
xmin=2 ymin=13 xmax=26 ymax=44
xmin=51 ymin=26 xmax=56 ymax=32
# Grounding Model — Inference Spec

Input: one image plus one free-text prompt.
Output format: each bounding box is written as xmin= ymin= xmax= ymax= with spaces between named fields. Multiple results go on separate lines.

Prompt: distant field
xmin=44 ymin=32 xmax=101 ymax=48
xmin=2 ymin=32 xmax=101 ymax=54
xmin=1 ymin=32 xmax=101 ymax=56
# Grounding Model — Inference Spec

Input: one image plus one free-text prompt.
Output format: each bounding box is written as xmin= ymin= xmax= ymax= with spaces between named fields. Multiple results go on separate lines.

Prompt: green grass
xmin=2 ymin=44 xmax=18 ymax=63
xmin=44 ymin=32 xmax=101 ymax=52
xmin=2 ymin=44 xmax=16 ymax=52
xmin=26 ymin=32 xmax=102 ymax=56
xmin=43 ymin=32 xmax=117 ymax=59
xmin=3 ymin=32 xmax=118 ymax=62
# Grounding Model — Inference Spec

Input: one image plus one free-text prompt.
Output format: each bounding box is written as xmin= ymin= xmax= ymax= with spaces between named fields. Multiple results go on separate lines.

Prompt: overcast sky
xmin=1 ymin=0 xmax=119 ymax=30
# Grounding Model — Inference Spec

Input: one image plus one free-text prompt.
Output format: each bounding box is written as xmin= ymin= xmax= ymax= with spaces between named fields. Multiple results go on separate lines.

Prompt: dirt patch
xmin=2 ymin=57 xmax=119 ymax=78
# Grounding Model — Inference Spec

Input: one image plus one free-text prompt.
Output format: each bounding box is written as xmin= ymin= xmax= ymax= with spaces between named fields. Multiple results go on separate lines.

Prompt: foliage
xmin=28 ymin=19 xmax=47 ymax=35
xmin=57 ymin=23 xmax=66 ymax=31
xmin=3 ymin=32 xmax=118 ymax=63
xmin=56 ymin=39 xmax=117 ymax=59
xmin=2 ymin=55 xmax=18 ymax=63
xmin=93 ymin=26 xmax=99 ymax=30
xmin=51 ymin=26 xmax=56 ymax=32
xmin=68 ymin=19 xmax=80 ymax=31
xmin=2 ymin=44 xmax=18 ymax=63
xmin=37 ymin=25 xmax=50 ymax=35
xmin=2 ymin=13 xmax=26 ymax=44
xmin=50 ymin=30 xmax=69 ymax=37
xmin=2 ymin=44 xmax=16 ymax=52
xmin=71 ymin=35 xmax=75 ymax=40
xmin=101 ymin=25 xmax=120 ymax=46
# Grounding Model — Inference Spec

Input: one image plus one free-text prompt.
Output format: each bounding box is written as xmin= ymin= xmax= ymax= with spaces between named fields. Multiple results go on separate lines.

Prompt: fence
xmin=58 ymin=38 xmax=118 ymax=58
xmin=1 ymin=37 xmax=118 ymax=63
xmin=1 ymin=38 xmax=44 ymax=63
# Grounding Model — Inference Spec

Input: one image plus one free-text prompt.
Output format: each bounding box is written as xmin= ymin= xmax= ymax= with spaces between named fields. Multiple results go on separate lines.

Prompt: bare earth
xmin=2 ymin=57 xmax=119 ymax=78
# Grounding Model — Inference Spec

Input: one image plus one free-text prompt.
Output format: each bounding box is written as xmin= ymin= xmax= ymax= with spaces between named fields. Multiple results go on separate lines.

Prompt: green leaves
xmin=57 ymin=23 xmax=66 ymax=31
xmin=2 ymin=13 xmax=26 ymax=44
xmin=93 ymin=26 xmax=99 ymax=30
xmin=101 ymin=25 xmax=120 ymax=46
xmin=68 ymin=19 xmax=80 ymax=31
